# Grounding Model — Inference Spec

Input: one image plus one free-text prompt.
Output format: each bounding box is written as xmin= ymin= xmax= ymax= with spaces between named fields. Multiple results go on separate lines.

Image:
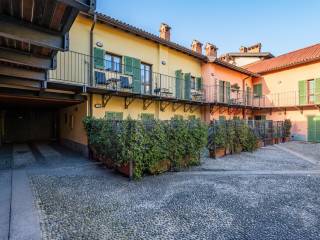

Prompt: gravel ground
xmin=30 ymin=173 xmax=320 ymax=240
xmin=197 ymin=145 xmax=318 ymax=172
xmin=23 ymin=142 xmax=320 ymax=240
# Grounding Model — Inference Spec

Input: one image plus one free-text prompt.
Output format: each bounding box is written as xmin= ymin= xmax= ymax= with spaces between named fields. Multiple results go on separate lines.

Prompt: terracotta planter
xmin=256 ymin=140 xmax=264 ymax=148
xmin=116 ymin=164 xmax=131 ymax=177
xmin=273 ymin=138 xmax=280 ymax=144
xmin=89 ymin=146 xmax=114 ymax=169
xmin=149 ymin=159 xmax=171 ymax=175
xmin=283 ymin=137 xmax=290 ymax=142
xmin=209 ymin=147 xmax=226 ymax=158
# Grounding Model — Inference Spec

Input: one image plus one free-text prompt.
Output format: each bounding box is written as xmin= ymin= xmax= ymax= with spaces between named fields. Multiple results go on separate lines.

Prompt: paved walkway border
xmin=274 ymin=144 xmax=318 ymax=165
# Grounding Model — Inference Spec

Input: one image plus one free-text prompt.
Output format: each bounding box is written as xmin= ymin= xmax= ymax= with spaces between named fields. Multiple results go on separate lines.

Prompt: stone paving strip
xmin=275 ymin=144 xmax=318 ymax=165
xmin=0 ymin=170 xmax=11 ymax=240
xmin=13 ymin=144 xmax=36 ymax=168
xmin=35 ymin=143 xmax=61 ymax=160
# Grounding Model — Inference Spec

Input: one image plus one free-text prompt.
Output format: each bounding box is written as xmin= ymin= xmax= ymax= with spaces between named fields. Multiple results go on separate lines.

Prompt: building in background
xmin=245 ymin=43 xmax=320 ymax=142
xmin=220 ymin=43 xmax=274 ymax=67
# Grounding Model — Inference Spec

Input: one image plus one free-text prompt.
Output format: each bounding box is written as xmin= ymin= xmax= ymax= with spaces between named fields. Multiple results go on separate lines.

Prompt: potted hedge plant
xmin=283 ymin=119 xmax=292 ymax=142
xmin=208 ymin=123 xmax=227 ymax=158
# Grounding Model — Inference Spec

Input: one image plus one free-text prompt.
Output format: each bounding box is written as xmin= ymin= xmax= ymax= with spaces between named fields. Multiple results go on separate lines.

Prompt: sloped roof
xmin=245 ymin=43 xmax=320 ymax=74
xmin=222 ymin=52 xmax=274 ymax=58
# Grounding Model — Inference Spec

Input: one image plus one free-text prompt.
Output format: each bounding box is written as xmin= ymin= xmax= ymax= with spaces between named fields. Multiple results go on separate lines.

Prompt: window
xmin=188 ymin=115 xmax=196 ymax=120
xmin=191 ymin=76 xmax=196 ymax=90
xmin=105 ymin=112 xmax=123 ymax=120
xmin=174 ymin=114 xmax=183 ymax=120
xmin=307 ymin=79 xmax=315 ymax=104
xmin=104 ymin=53 xmax=122 ymax=73
xmin=141 ymin=63 xmax=152 ymax=94
xmin=219 ymin=80 xmax=230 ymax=103
xmin=141 ymin=113 xmax=154 ymax=121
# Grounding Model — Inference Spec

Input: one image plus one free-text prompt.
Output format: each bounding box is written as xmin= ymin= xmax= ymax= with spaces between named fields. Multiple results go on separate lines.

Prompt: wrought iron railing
xmin=49 ymin=50 xmax=266 ymax=107
xmin=266 ymin=91 xmax=320 ymax=107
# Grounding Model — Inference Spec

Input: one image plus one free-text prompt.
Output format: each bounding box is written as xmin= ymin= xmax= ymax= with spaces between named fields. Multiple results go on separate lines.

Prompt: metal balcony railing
xmin=48 ymin=50 xmax=266 ymax=107
xmin=266 ymin=91 xmax=320 ymax=107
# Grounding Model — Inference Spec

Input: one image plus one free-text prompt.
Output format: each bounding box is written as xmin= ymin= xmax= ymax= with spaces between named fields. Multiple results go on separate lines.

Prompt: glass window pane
xmin=104 ymin=54 xmax=112 ymax=70
xmin=113 ymin=56 xmax=121 ymax=72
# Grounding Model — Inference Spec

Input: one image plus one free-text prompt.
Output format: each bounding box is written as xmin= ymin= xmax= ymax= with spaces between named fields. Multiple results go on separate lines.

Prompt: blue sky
xmin=97 ymin=0 xmax=320 ymax=56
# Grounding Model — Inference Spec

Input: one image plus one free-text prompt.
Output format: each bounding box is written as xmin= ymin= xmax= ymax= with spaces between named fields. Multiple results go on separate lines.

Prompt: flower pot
xmin=209 ymin=147 xmax=226 ymax=158
xmin=273 ymin=138 xmax=279 ymax=144
xmin=234 ymin=145 xmax=243 ymax=154
xmin=117 ymin=164 xmax=131 ymax=177
xmin=149 ymin=159 xmax=171 ymax=175
xmin=256 ymin=140 xmax=264 ymax=148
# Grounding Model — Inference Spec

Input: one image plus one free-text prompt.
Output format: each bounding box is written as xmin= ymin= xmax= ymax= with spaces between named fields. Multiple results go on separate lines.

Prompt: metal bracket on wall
xmin=172 ymin=102 xmax=183 ymax=112
xmin=316 ymin=105 xmax=320 ymax=111
xmin=184 ymin=104 xmax=191 ymax=113
xmin=160 ymin=101 xmax=170 ymax=112
xmin=294 ymin=106 xmax=303 ymax=114
xmin=210 ymin=105 xmax=219 ymax=115
xmin=102 ymin=94 xmax=112 ymax=107
xmin=189 ymin=105 xmax=199 ymax=113
xmin=124 ymin=97 xmax=135 ymax=109
xmin=219 ymin=106 xmax=227 ymax=114
xmin=143 ymin=99 xmax=153 ymax=110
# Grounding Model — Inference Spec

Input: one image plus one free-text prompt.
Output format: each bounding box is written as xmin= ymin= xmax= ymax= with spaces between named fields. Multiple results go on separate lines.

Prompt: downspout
xmin=89 ymin=13 xmax=97 ymax=117
xmin=241 ymin=75 xmax=251 ymax=119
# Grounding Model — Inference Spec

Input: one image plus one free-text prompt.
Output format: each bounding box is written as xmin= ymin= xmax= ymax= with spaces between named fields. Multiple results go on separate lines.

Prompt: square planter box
xmin=256 ymin=139 xmax=264 ymax=148
xmin=148 ymin=159 xmax=171 ymax=175
xmin=273 ymin=138 xmax=280 ymax=144
xmin=209 ymin=147 xmax=226 ymax=158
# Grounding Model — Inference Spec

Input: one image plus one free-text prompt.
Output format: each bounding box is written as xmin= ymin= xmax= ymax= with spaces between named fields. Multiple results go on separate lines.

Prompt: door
xmin=4 ymin=110 xmax=56 ymax=143
xmin=308 ymin=116 xmax=320 ymax=142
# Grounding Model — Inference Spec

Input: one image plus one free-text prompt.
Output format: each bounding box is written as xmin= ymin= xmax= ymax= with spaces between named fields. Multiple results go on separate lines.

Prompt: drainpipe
xmin=89 ymin=13 xmax=97 ymax=117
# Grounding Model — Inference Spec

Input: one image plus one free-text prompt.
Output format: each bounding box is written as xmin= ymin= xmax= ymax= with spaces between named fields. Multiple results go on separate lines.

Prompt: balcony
xmin=48 ymin=51 xmax=266 ymax=108
xmin=265 ymin=91 xmax=320 ymax=108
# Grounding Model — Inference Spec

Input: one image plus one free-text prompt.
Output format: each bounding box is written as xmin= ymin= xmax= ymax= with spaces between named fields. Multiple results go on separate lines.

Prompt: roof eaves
xmin=209 ymin=58 xmax=260 ymax=77
xmin=80 ymin=12 xmax=207 ymax=61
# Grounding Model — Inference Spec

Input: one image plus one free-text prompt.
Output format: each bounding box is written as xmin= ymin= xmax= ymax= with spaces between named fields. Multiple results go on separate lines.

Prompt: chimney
xmin=239 ymin=46 xmax=248 ymax=53
xmin=159 ymin=23 xmax=171 ymax=41
xmin=247 ymin=43 xmax=262 ymax=53
xmin=191 ymin=40 xmax=203 ymax=54
xmin=205 ymin=43 xmax=218 ymax=58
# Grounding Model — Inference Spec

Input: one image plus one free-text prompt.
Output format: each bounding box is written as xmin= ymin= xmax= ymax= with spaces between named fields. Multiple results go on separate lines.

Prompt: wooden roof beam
xmin=0 ymin=15 xmax=69 ymax=51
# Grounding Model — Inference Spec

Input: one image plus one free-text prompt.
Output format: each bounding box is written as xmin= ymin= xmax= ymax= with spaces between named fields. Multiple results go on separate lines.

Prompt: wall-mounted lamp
xmin=96 ymin=41 xmax=103 ymax=47
xmin=161 ymin=60 xmax=166 ymax=65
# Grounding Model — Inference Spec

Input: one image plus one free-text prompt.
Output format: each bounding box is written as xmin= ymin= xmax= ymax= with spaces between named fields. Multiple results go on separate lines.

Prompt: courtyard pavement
xmin=1 ymin=142 xmax=320 ymax=239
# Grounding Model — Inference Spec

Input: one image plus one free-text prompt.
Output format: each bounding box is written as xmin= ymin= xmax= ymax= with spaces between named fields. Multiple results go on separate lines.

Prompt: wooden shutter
xmin=219 ymin=80 xmax=224 ymax=102
xmin=105 ymin=112 xmax=114 ymax=120
xmin=315 ymin=116 xmax=320 ymax=142
xmin=196 ymin=77 xmax=203 ymax=90
xmin=132 ymin=58 xmax=141 ymax=93
xmin=175 ymin=70 xmax=183 ymax=99
xmin=315 ymin=78 xmax=320 ymax=104
xmin=184 ymin=73 xmax=191 ymax=100
xmin=226 ymin=82 xmax=231 ymax=103
xmin=141 ymin=113 xmax=154 ymax=121
xmin=115 ymin=112 xmax=123 ymax=120
xmin=299 ymin=80 xmax=307 ymax=105
xmin=94 ymin=47 xmax=105 ymax=69
xmin=124 ymin=56 xmax=134 ymax=75
xmin=308 ymin=116 xmax=316 ymax=142
xmin=253 ymin=84 xmax=262 ymax=97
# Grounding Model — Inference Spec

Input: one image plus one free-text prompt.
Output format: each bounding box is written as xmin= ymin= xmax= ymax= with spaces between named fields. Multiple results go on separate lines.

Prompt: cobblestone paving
xmin=27 ymin=142 xmax=320 ymax=240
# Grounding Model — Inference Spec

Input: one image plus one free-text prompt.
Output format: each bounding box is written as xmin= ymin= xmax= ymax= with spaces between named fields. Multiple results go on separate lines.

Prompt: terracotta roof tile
xmin=244 ymin=43 xmax=320 ymax=74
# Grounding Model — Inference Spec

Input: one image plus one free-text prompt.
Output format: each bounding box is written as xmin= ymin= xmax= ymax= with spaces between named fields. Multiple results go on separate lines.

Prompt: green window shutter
xmin=115 ymin=112 xmax=123 ymax=120
xmin=299 ymin=80 xmax=307 ymax=105
xmin=261 ymin=115 xmax=266 ymax=121
xmin=105 ymin=112 xmax=114 ymax=120
xmin=94 ymin=47 xmax=105 ymax=69
xmin=124 ymin=56 xmax=133 ymax=75
xmin=253 ymin=84 xmax=262 ymax=97
xmin=175 ymin=70 xmax=183 ymax=99
xmin=226 ymin=81 xmax=231 ymax=102
xmin=308 ymin=116 xmax=316 ymax=142
xmin=141 ymin=113 xmax=154 ymax=121
xmin=315 ymin=78 xmax=320 ymax=104
xmin=219 ymin=80 xmax=224 ymax=102
xmin=132 ymin=58 xmax=141 ymax=93
xmin=315 ymin=116 xmax=320 ymax=142
xmin=196 ymin=77 xmax=203 ymax=90
xmin=105 ymin=112 xmax=123 ymax=120
xmin=184 ymin=73 xmax=191 ymax=100
xmin=246 ymin=86 xmax=251 ymax=105
xmin=219 ymin=116 xmax=226 ymax=121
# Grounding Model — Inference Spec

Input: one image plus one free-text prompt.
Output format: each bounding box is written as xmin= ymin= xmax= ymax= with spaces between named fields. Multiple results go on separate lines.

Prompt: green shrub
xmin=284 ymin=119 xmax=292 ymax=138
xmin=83 ymin=116 xmax=207 ymax=179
